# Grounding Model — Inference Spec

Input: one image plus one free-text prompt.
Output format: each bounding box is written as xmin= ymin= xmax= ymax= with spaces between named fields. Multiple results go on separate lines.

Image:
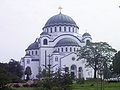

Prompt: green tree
xmin=8 ymin=59 xmax=23 ymax=78
xmin=113 ymin=51 xmax=120 ymax=76
xmin=0 ymin=67 xmax=10 ymax=88
xmin=78 ymin=42 xmax=116 ymax=78
xmin=25 ymin=66 xmax=32 ymax=81
xmin=0 ymin=62 xmax=21 ymax=84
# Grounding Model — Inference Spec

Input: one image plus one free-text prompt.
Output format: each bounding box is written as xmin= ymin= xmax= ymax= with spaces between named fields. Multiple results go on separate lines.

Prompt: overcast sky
xmin=0 ymin=0 xmax=120 ymax=62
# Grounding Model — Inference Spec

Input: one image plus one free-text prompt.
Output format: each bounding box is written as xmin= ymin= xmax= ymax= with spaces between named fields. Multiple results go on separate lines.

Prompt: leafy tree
xmin=8 ymin=59 xmax=23 ymax=78
xmin=78 ymin=42 xmax=116 ymax=78
xmin=113 ymin=51 xmax=120 ymax=76
xmin=0 ymin=67 xmax=10 ymax=88
xmin=25 ymin=66 xmax=32 ymax=81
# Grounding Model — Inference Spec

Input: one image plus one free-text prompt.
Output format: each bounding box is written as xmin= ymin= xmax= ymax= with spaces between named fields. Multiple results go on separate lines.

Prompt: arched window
xmin=69 ymin=27 xmax=71 ymax=32
xmin=59 ymin=27 xmax=61 ymax=32
xmin=71 ymin=65 xmax=77 ymax=70
xmin=64 ymin=27 xmax=66 ymax=32
xmin=50 ymin=28 xmax=52 ymax=33
xmin=79 ymin=67 xmax=82 ymax=72
xmin=74 ymin=48 xmax=76 ymax=51
xmin=66 ymin=47 xmax=68 ymax=52
xmin=43 ymin=39 xmax=48 ymax=45
xmin=35 ymin=51 xmax=37 ymax=55
xmin=27 ymin=59 xmax=30 ymax=64
xmin=86 ymin=40 xmax=90 ymax=45
xmin=65 ymin=67 xmax=69 ymax=72
xmin=32 ymin=51 xmax=34 ymax=55
xmin=70 ymin=47 xmax=72 ymax=52
xmin=55 ymin=27 xmax=57 ymax=32
xmin=73 ymin=27 xmax=74 ymax=32
xmin=61 ymin=48 xmax=63 ymax=52
xmin=55 ymin=56 xmax=58 ymax=61
xmin=58 ymin=48 xmax=60 ymax=52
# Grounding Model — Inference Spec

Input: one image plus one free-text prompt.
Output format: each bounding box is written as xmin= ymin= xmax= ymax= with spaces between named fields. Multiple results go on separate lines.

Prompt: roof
xmin=44 ymin=13 xmax=78 ymax=28
xmin=55 ymin=38 xmax=80 ymax=47
xmin=25 ymin=53 xmax=31 ymax=56
xmin=26 ymin=41 xmax=39 ymax=51
xmin=40 ymin=32 xmax=50 ymax=35
xmin=82 ymin=32 xmax=91 ymax=37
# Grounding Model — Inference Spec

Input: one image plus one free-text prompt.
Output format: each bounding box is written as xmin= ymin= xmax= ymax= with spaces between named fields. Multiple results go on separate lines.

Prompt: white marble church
xmin=20 ymin=11 xmax=94 ymax=80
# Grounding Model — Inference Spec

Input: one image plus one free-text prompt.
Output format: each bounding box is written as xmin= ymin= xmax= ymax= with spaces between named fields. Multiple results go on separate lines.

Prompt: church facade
xmin=20 ymin=12 xmax=94 ymax=80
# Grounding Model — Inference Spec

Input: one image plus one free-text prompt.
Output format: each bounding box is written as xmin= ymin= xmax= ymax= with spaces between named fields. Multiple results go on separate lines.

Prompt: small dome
xmin=26 ymin=42 xmax=39 ymax=51
xmin=44 ymin=13 xmax=78 ymax=28
xmin=55 ymin=38 xmax=79 ymax=47
xmin=82 ymin=32 xmax=91 ymax=37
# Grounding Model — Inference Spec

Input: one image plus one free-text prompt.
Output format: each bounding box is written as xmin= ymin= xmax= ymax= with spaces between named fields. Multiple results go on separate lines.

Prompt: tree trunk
xmin=94 ymin=69 xmax=97 ymax=79
xmin=94 ymin=64 xmax=97 ymax=79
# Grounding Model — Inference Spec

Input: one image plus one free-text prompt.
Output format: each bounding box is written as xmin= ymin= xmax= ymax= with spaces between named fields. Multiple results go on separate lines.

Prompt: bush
xmin=52 ymin=86 xmax=63 ymax=90
xmin=13 ymin=84 xmax=20 ymax=88
xmin=23 ymin=83 xmax=29 ymax=87
xmin=76 ymin=78 xmax=85 ymax=84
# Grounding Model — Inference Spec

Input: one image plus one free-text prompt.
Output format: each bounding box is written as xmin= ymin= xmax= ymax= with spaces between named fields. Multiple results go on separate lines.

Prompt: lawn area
xmin=71 ymin=80 xmax=120 ymax=90
xmin=13 ymin=81 xmax=120 ymax=90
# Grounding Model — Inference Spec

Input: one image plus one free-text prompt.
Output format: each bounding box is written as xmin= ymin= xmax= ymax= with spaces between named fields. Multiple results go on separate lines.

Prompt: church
xmin=20 ymin=10 xmax=94 ymax=80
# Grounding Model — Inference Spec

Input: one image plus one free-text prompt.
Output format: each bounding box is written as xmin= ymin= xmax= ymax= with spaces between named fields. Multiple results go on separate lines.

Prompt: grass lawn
xmin=13 ymin=81 xmax=120 ymax=90
xmin=71 ymin=80 xmax=120 ymax=90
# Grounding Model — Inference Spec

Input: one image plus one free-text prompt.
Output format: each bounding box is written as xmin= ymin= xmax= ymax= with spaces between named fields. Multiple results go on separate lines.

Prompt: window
xmin=66 ymin=47 xmax=68 ymax=52
xmin=28 ymin=51 xmax=30 ymax=54
xmin=74 ymin=48 xmax=76 ymax=51
xmin=79 ymin=67 xmax=82 ymax=72
xmin=59 ymin=27 xmax=61 ymax=32
xmin=64 ymin=27 xmax=66 ymax=32
xmin=27 ymin=59 xmax=30 ymax=64
xmin=61 ymin=48 xmax=63 ymax=52
xmin=71 ymin=65 xmax=77 ymax=70
xmin=69 ymin=27 xmax=71 ymax=32
xmin=72 ymin=57 xmax=75 ymax=61
xmin=72 ymin=27 xmax=74 ymax=32
xmin=43 ymin=39 xmax=48 ymax=45
xmin=55 ymin=56 xmax=58 ymax=61
xmin=86 ymin=40 xmax=90 ymax=45
xmin=47 ymin=28 xmax=48 ymax=32
xmin=50 ymin=28 xmax=52 ymax=33
xmin=65 ymin=67 xmax=69 ymax=72
xmin=70 ymin=47 xmax=72 ymax=52
xmin=55 ymin=27 xmax=57 ymax=32
xmin=32 ymin=51 xmax=34 ymax=55
xmin=35 ymin=51 xmax=38 ymax=55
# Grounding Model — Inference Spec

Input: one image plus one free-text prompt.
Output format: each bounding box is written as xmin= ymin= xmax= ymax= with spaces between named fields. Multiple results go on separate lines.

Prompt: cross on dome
xmin=58 ymin=6 xmax=62 ymax=13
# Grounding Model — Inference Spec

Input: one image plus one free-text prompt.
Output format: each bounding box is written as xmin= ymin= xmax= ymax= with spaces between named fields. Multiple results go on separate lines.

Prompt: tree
xmin=8 ymin=59 xmax=23 ymax=78
xmin=113 ymin=51 xmax=120 ymax=76
xmin=0 ymin=61 xmax=22 ymax=85
xmin=25 ymin=66 xmax=32 ymax=81
xmin=78 ymin=42 xmax=116 ymax=79
xmin=0 ymin=67 xmax=10 ymax=88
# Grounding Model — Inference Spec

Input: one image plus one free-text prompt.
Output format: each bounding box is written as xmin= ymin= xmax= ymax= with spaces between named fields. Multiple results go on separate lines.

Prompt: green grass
xmin=13 ymin=81 xmax=120 ymax=90
xmin=71 ymin=80 xmax=120 ymax=90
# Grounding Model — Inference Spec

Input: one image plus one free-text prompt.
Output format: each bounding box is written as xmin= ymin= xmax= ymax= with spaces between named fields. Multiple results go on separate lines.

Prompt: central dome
xmin=44 ymin=13 xmax=78 ymax=28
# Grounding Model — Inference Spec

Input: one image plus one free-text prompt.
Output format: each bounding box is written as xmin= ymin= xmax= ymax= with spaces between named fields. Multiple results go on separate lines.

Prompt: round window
xmin=72 ymin=57 xmax=75 ymax=61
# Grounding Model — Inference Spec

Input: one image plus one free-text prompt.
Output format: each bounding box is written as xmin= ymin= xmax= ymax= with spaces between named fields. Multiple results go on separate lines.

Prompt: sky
xmin=0 ymin=0 xmax=120 ymax=63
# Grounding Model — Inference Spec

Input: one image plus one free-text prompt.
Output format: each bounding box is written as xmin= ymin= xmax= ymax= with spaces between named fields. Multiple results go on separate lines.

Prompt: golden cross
xmin=58 ymin=6 xmax=62 ymax=13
